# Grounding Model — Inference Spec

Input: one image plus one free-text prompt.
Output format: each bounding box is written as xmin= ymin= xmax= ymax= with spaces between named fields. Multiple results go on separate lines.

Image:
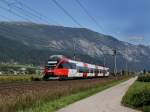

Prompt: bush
xmin=143 ymin=106 xmax=150 ymax=112
xmin=122 ymin=87 xmax=150 ymax=107
xmin=137 ymin=75 xmax=150 ymax=82
xmin=122 ymin=81 xmax=150 ymax=112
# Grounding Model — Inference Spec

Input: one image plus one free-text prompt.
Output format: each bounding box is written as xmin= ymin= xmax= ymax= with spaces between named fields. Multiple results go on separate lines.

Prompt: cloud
xmin=127 ymin=36 xmax=144 ymax=42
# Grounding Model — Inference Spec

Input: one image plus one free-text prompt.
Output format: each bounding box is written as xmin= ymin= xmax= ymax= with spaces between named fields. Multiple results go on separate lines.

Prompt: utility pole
xmin=125 ymin=59 xmax=128 ymax=75
xmin=113 ymin=48 xmax=117 ymax=76
xmin=103 ymin=54 xmax=106 ymax=76
xmin=103 ymin=54 xmax=106 ymax=67
xmin=73 ymin=39 xmax=76 ymax=60
xmin=101 ymin=49 xmax=106 ymax=76
xmin=125 ymin=48 xmax=128 ymax=75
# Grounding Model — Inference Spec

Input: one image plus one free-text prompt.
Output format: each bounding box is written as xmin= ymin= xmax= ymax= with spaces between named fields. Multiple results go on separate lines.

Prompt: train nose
xmin=44 ymin=69 xmax=53 ymax=75
xmin=46 ymin=69 xmax=54 ymax=74
xmin=43 ymin=69 xmax=55 ymax=80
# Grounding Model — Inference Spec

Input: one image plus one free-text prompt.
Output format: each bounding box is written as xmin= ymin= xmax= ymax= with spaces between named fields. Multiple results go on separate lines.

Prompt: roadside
xmin=57 ymin=77 xmax=139 ymax=112
xmin=122 ymin=75 xmax=150 ymax=112
xmin=22 ymin=76 xmax=130 ymax=112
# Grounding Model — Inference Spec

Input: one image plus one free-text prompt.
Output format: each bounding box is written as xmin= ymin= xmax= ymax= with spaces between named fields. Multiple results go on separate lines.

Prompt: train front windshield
xmin=46 ymin=57 xmax=60 ymax=69
xmin=46 ymin=61 xmax=57 ymax=69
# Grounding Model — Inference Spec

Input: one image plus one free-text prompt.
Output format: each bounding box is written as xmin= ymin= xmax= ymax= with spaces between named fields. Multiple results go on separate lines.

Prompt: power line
xmin=75 ymin=0 xmax=103 ymax=31
xmin=0 ymin=7 xmax=47 ymax=44
xmin=0 ymin=0 xmax=60 ymax=25
xmin=0 ymin=1 xmax=59 ymax=45
xmin=13 ymin=0 xmax=44 ymax=19
xmin=0 ymin=1 xmax=60 ymax=42
xmin=7 ymin=1 xmax=41 ymax=22
xmin=12 ymin=0 xmax=59 ymax=25
xmin=0 ymin=5 xmax=31 ymax=22
xmin=51 ymin=0 xmax=83 ymax=27
xmin=0 ymin=0 xmax=42 ymax=23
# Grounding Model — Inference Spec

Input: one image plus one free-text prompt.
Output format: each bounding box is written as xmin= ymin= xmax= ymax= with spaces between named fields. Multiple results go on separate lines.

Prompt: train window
xmin=102 ymin=70 xmax=107 ymax=74
xmin=70 ymin=63 xmax=76 ymax=69
xmin=45 ymin=64 xmax=56 ymax=69
xmin=58 ymin=62 xmax=76 ymax=69
xmin=62 ymin=63 xmax=70 ymax=68
xmin=100 ymin=70 xmax=102 ymax=73
xmin=94 ymin=69 xmax=99 ymax=73
xmin=78 ymin=67 xmax=89 ymax=73
xmin=57 ymin=64 xmax=63 ymax=68
xmin=89 ymin=69 xmax=94 ymax=73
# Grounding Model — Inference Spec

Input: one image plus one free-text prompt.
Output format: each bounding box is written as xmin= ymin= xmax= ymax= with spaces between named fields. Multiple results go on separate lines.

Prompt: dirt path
xmin=57 ymin=77 xmax=140 ymax=112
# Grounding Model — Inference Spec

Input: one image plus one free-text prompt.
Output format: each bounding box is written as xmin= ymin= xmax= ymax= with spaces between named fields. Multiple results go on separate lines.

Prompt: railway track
xmin=0 ymin=81 xmax=46 ymax=90
xmin=0 ymin=80 xmax=67 ymax=91
xmin=0 ymin=77 xmax=111 ymax=89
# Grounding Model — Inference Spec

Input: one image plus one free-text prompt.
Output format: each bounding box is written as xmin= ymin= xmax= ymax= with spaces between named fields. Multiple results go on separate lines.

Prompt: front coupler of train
xmin=43 ymin=68 xmax=54 ymax=80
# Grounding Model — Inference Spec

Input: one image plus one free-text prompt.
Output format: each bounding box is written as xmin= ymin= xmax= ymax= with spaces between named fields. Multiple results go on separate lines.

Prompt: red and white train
xmin=43 ymin=55 xmax=109 ymax=80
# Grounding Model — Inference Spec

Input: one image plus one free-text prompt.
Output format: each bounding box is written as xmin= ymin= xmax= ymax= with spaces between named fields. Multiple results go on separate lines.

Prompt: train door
xmin=61 ymin=62 xmax=77 ymax=77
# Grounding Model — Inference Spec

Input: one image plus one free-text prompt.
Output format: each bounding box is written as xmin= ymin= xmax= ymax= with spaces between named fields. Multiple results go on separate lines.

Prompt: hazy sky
xmin=0 ymin=0 xmax=150 ymax=45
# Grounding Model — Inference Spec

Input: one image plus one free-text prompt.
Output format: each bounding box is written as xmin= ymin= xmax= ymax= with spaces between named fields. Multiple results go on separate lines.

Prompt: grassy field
xmin=122 ymin=76 xmax=150 ymax=112
xmin=0 ymin=75 xmax=32 ymax=83
xmin=18 ymin=76 xmax=130 ymax=112
xmin=0 ymin=75 xmax=42 ymax=83
xmin=0 ymin=76 xmax=130 ymax=112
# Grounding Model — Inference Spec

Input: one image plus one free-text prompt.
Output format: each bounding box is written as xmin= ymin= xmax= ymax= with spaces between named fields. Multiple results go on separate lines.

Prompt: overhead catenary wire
xmin=12 ymin=0 xmax=60 ymax=25
xmin=0 ymin=0 xmax=45 ymax=23
xmin=0 ymin=1 xmax=58 ymax=43
xmin=0 ymin=0 xmax=59 ymax=43
xmin=0 ymin=1 xmax=61 ymax=57
xmin=0 ymin=0 xmax=60 ymax=25
xmin=50 ymin=0 xmax=85 ymax=60
xmin=0 ymin=8 xmax=33 ymax=40
xmin=51 ymin=0 xmax=83 ymax=27
xmin=75 ymin=0 xmax=103 ymax=32
xmin=8 ymin=1 xmax=41 ymax=23
xmin=0 ymin=9 xmax=36 ymax=42
xmin=0 ymin=0 xmax=104 ymax=62
xmin=0 ymin=3 xmax=60 ymax=46
xmin=0 ymin=5 xmax=31 ymax=22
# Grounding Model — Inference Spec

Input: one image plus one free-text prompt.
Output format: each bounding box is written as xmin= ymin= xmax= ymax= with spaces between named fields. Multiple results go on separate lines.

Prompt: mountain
xmin=0 ymin=21 xmax=150 ymax=71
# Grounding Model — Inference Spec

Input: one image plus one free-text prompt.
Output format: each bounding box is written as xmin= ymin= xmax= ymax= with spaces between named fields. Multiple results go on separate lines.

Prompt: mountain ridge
xmin=0 ymin=21 xmax=150 ymax=71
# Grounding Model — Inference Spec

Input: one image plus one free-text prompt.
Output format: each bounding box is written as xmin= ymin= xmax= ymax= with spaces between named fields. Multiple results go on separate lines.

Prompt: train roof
xmin=49 ymin=55 xmax=109 ymax=70
xmin=49 ymin=55 xmax=65 ymax=60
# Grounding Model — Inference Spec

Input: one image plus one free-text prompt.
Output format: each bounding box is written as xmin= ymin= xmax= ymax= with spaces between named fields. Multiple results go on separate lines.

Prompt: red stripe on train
xmin=83 ymin=63 xmax=88 ymax=77
xmin=53 ymin=68 xmax=69 ymax=77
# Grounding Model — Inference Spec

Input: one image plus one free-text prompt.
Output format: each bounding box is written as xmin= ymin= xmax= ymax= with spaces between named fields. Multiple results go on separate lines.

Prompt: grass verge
xmin=0 ymin=75 xmax=42 ymax=83
xmin=122 ymin=80 xmax=150 ymax=112
xmin=20 ymin=77 xmax=130 ymax=112
xmin=0 ymin=75 xmax=32 ymax=83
